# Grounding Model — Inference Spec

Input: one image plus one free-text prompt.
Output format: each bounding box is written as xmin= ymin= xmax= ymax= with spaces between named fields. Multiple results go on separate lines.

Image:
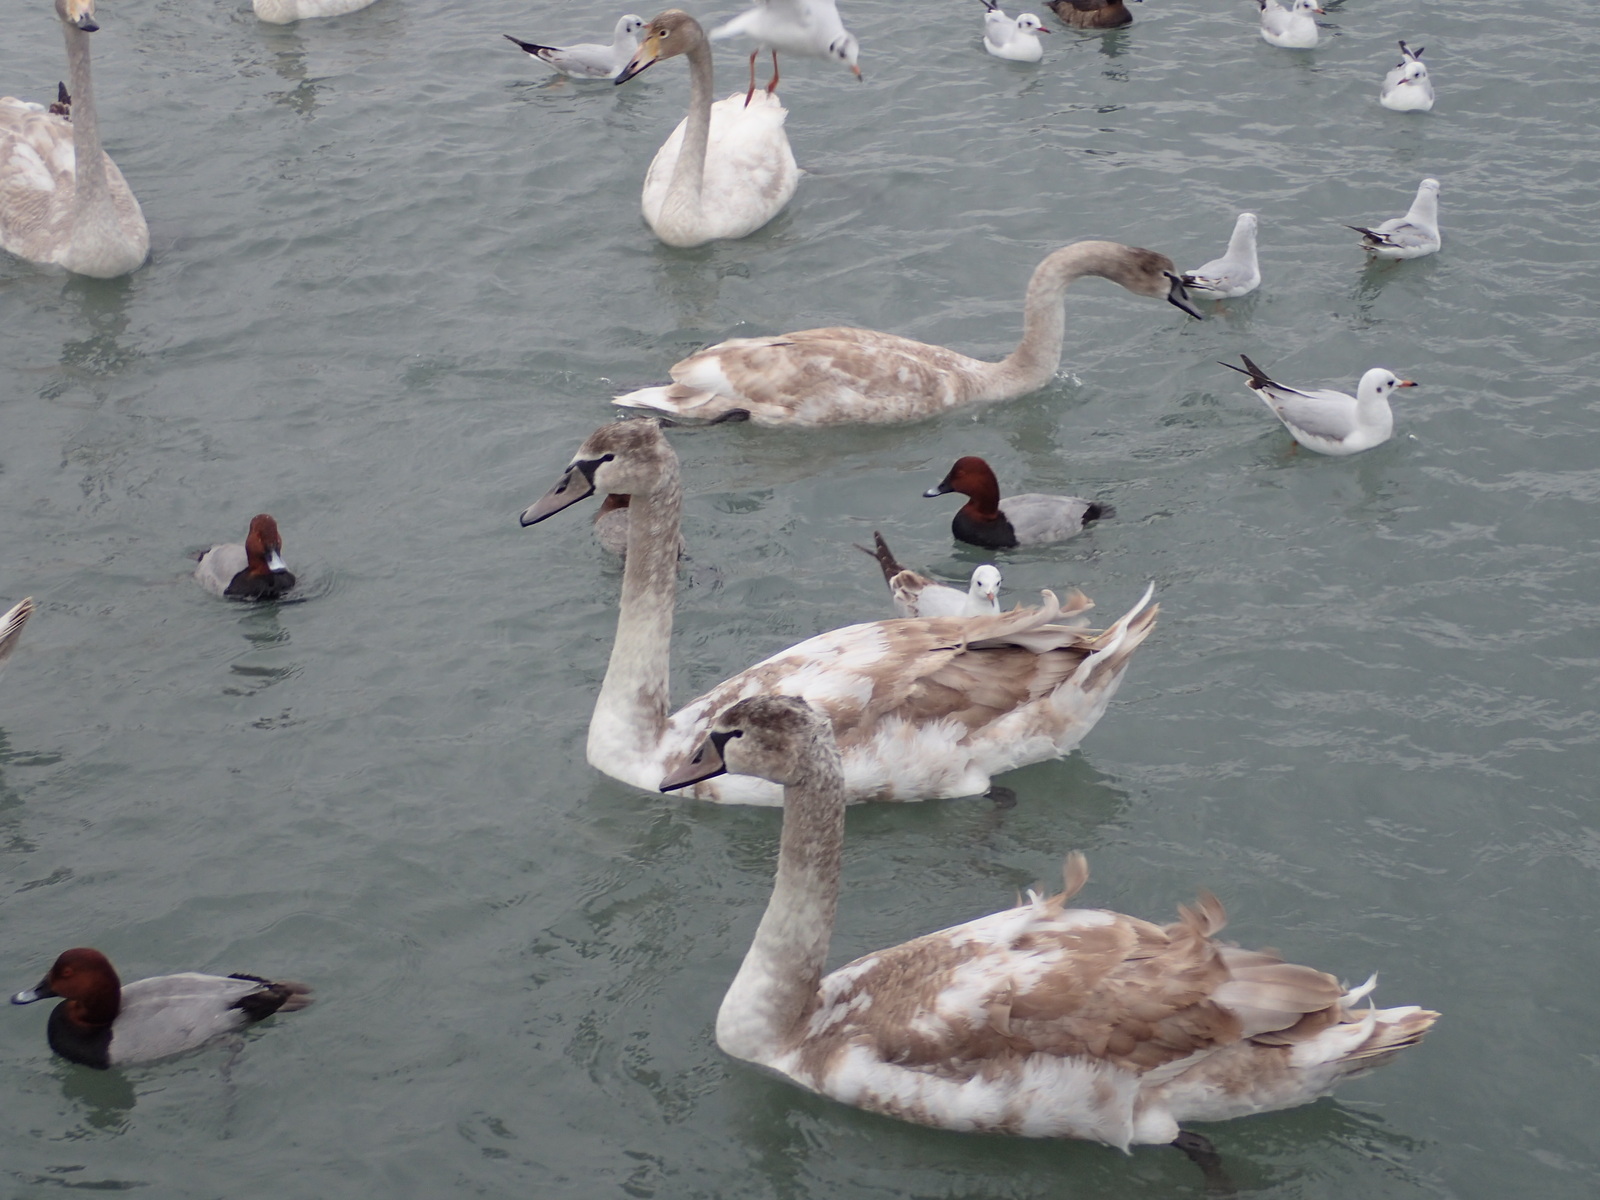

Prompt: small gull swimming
xmin=978 ymin=0 xmax=1049 ymax=62
xmin=503 ymin=15 xmax=648 ymax=80
xmin=1257 ymin=0 xmax=1321 ymax=49
xmin=1380 ymin=41 xmax=1434 ymax=112
xmin=1182 ymin=212 xmax=1260 ymax=301
xmin=1221 ymin=354 xmax=1415 ymax=456
xmin=856 ymin=531 xmax=1002 ymax=619
xmin=1348 ymin=177 xmax=1441 ymax=259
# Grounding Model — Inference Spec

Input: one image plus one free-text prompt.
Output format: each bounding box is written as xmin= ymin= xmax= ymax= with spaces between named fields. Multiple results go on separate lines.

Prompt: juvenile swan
xmin=615 ymin=11 xmax=799 ymax=248
xmin=616 ymin=241 xmax=1201 ymax=426
xmin=253 ymin=0 xmax=382 ymax=24
xmin=663 ymin=696 xmax=1438 ymax=1172
xmin=0 ymin=0 xmax=148 ymax=278
xmin=521 ymin=421 xmax=1157 ymax=805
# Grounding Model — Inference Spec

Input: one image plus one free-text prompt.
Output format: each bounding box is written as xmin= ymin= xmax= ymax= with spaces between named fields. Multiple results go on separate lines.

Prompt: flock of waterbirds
xmin=1 ymin=0 xmax=1455 ymax=1188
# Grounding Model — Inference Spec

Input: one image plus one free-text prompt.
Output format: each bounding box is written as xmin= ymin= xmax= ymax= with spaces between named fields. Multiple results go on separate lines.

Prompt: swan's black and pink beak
xmin=1165 ymin=272 xmax=1204 ymax=320
xmin=521 ymin=458 xmax=604 ymax=525
xmin=616 ymin=32 xmax=662 ymax=85
xmin=660 ymin=730 xmax=739 ymax=791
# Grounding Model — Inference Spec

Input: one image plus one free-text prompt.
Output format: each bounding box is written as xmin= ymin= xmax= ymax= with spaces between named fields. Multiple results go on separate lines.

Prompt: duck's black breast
xmin=46 ymin=1005 xmax=112 ymax=1069
xmin=224 ymin=570 xmax=296 ymax=601
xmin=952 ymin=510 xmax=1018 ymax=550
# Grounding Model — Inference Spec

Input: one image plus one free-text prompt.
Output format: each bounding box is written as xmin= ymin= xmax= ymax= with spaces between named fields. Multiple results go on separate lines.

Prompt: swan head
xmin=1356 ymin=369 xmax=1416 ymax=402
xmin=615 ymin=9 xmax=704 ymax=84
xmin=660 ymin=697 xmax=837 ymax=792
xmin=57 ymin=0 xmax=98 ymax=32
xmin=521 ymin=420 xmax=673 ymax=526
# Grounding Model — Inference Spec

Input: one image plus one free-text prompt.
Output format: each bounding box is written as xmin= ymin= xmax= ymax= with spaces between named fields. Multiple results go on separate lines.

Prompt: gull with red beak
xmin=1221 ymin=355 xmax=1416 ymax=456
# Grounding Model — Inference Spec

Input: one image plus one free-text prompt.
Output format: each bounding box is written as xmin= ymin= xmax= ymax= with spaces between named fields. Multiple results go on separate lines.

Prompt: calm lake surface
xmin=2 ymin=0 xmax=1597 ymax=1196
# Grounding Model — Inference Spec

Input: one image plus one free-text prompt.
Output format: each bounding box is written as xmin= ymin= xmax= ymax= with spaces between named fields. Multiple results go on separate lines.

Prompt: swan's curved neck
xmin=716 ymin=744 xmax=845 ymax=1062
xmin=63 ymin=20 xmax=109 ymax=221
xmin=664 ymin=38 xmax=715 ymax=214
xmin=589 ymin=464 xmax=682 ymax=772
xmin=983 ymin=241 xmax=1131 ymax=399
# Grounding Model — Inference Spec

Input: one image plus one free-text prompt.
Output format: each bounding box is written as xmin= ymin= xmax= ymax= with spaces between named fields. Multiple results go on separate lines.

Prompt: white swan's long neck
xmin=587 ymin=468 xmax=682 ymax=775
xmin=64 ymin=19 xmax=110 ymax=225
xmin=979 ymin=241 xmax=1135 ymax=400
xmin=716 ymin=746 xmax=845 ymax=1064
xmin=664 ymin=38 xmax=714 ymax=215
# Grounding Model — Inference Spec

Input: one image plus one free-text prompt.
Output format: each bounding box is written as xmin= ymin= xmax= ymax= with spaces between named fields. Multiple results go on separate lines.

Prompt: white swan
xmin=615 ymin=241 xmax=1202 ymax=426
xmin=0 ymin=0 xmax=147 ymax=279
xmin=615 ymin=11 xmax=799 ymax=249
xmin=663 ymin=695 xmax=1439 ymax=1169
xmin=856 ymin=531 xmax=1001 ymax=618
xmin=520 ymin=420 xmax=1157 ymax=806
xmin=253 ymin=0 xmax=381 ymax=25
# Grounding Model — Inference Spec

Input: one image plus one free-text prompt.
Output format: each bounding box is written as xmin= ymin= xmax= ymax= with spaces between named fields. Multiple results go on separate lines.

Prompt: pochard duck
xmin=924 ymin=456 xmax=1114 ymax=550
xmin=11 ymin=947 xmax=312 ymax=1068
xmin=194 ymin=514 xmax=296 ymax=601
xmin=1046 ymin=0 xmax=1137 ymax=30
xmin=0 ymin=596 xmax=36 ymax=681
xmin=856 ymin=530 xmax=1002 ymax=618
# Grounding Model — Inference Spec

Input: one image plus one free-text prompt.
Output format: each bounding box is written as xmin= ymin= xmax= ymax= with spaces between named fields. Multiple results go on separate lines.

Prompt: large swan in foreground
xmin=615 ymin=241 xmax=1201 ymax=426
xmin=253 ymin=0 xmax=381 ymax=24
xmin=615 ymin=11 xmax=799 ymax=249
xmin=664 ymin=695 xmax=1439 ymax=1172
xmin=521 ymin=421 xmax=1157 ymax=806
xmin=0 ymin=0 xmax=147 ymax=279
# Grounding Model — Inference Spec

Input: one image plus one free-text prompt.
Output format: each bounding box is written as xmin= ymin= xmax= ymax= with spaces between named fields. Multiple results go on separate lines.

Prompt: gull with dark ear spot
xmin=503 ymin=15 xmax=648 ymax=80
xmin=855 ymin=531 xmax=1002 ymax=618
xmin=1380 ymin=41 xmax=1434 ymax=112
xmin=615 ymin=241 xmax=1200 ymax=428
xmin=1257 ymin=0 xmax=1322 ymax=49
xmin=1221 ymin=354 xmax=1415 ymax=455
xmin=661 ymin=696 xmax=1437 ymax=1182
xmin=977 ymin=0 xmax=1050 ymax=63
xmin=710 ymin=0 xmax=862 ymax=99
xmin=523 ymin=420 xmax=1158 ymax=805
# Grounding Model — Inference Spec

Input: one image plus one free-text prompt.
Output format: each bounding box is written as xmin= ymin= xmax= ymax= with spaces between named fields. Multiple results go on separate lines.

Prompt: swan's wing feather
xmin=0 ymin=99 xmax=75 ymax=263
xmin=628 ymin=328 xmax=984 ymax=426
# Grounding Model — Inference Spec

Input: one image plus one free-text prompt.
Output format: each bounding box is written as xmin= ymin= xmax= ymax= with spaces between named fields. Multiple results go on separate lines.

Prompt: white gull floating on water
xmin=1348 ymin=178 xmax=1441 ymax=260
xmin=1380 ymin=41 xmax=1435 ymax=112
xmin=1221 ymin=354 xmax=1415 ymax=456
xmin=1182 ymin=212 xmax=1260 ymax=301
xmin=1257 ymin=0 xmax=1321 ymax=49
xmin=978 ymin=0 xmax=1049 ymax=62
xmin=503 ymin=15 xmax=647 ymax=80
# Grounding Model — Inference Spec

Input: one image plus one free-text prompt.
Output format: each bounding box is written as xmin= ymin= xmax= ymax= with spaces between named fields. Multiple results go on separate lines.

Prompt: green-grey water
xmin=2 ymin=0 xmax=1597 ymax=1196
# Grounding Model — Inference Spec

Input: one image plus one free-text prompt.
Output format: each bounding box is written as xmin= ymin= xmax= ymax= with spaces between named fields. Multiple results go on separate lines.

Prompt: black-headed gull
xmin=979 ymin=0 xmax=1049 ymax=62
xmin=1221 ymin=355 xmax=1415 ymax=455
xmin=1380 ymin=41 xmax=1434 ymax=112
xmin=857 ymin=532 xmax=1002 ymax=618
xmin=1257 ymin=0 xmax=1321 ymax=49
xmin=1182 ymin=212 xmax=1261 ymax=301
xmin=712 ymin=0 xmax=861 ymax=99
xmin=1348 ymin=178 xmax=1441 ymax=259
xmin=504 ymin=15 xmax=647 ymax=79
